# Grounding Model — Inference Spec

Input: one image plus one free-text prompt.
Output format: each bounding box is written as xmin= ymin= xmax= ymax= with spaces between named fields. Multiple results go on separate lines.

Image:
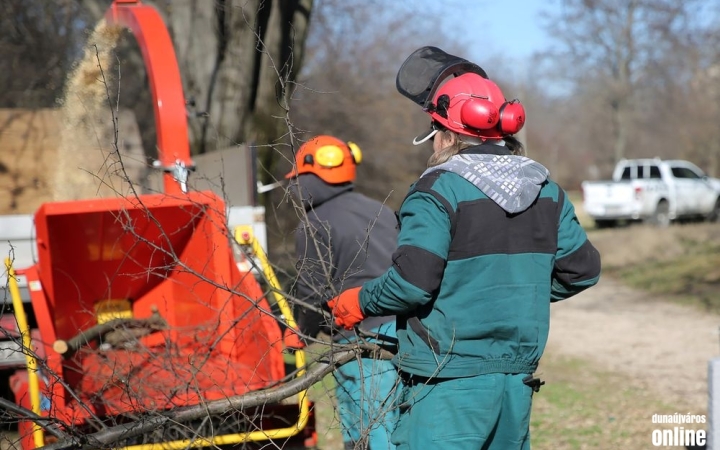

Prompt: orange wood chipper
xmin=5 ymin=1 xmax=315 ymax=449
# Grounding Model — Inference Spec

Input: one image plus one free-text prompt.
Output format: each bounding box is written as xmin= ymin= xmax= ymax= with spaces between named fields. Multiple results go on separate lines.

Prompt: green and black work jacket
xmin=360 ymin=143 xmax=601 ymax=378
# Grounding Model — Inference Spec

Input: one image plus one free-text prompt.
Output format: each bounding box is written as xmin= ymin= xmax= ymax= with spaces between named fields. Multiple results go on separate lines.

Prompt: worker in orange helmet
xmin=284 ymin=135 xmax=400 ymax=450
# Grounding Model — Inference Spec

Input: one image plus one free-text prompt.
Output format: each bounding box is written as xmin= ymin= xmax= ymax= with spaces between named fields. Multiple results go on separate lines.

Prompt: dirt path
xmin=545 ymin=275 xmax=720 ymax=412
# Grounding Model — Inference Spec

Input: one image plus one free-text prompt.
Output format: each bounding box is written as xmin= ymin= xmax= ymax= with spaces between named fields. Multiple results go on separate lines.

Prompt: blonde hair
xmin=427 ymin=132 xmax=525 ymax=167
xmin=427 ymin=138 xmax=468 ymax=167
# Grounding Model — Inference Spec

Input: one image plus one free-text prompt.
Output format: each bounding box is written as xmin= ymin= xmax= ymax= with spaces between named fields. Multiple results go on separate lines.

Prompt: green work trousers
xmin=390 ymin=372 xmax=533 ymax=450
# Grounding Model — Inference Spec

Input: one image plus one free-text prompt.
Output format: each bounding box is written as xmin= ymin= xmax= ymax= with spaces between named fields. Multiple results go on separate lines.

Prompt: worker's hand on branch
xmin=283 ymin=326 xmax=306 ymax=350
xmin=327 ymin=287 xmax=365 ymax=330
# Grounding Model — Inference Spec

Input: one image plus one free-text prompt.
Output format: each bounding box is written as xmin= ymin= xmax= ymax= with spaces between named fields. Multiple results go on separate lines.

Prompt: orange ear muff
xmin=498 ymin=100 xmax=525 ymax=135
xmin=460 ymin=97 xmax=500 ymax=130
xmin=347 ymin=141 xmax=362 ymax=165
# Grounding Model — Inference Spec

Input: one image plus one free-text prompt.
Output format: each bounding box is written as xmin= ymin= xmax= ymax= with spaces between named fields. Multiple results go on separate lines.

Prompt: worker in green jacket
xmin=327 ymin=46 xmax=602 ymax=450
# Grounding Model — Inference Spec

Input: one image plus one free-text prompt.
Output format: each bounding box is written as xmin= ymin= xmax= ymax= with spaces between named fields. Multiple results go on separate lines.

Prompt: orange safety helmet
xmin=285 ymin=135 xmax=363 ymax=184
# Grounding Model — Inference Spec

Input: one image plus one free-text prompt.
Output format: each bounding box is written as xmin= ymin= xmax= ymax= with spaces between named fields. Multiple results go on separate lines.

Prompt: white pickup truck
xmin=581 ymin=158 xmax=720 ymax=227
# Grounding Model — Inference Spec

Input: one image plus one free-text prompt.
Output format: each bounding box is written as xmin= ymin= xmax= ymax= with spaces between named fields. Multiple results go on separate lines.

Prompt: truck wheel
xmin=594 ymin=219 xmax=617 ymax=229
xmin=650 ymin=200 xmax=670 ymax=227
xmin=708 ymin=198 xmax=720 ymax=223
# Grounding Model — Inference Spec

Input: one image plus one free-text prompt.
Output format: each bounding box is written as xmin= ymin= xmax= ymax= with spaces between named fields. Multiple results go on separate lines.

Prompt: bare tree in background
xmin=543 ymin=0 xmax=703 ymax=171
xmin=80 ymin=0 xmax=313 ymax=188
xmin=0 ymin=0 xmax=312 ymax=191
xmin=674 ymin=4 xmax=720 ymax=177
xmin=0 ymin=1 xmax=93 ymax=107
xmin=286 ymin=1 xmax=463 ymax=211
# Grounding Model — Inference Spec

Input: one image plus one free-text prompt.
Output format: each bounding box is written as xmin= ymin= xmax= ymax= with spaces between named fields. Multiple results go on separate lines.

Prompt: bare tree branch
xmin=0 ymin=397 xmax=68 ymax=440
xmin=37 ymin=344 xmax=390 ymax=450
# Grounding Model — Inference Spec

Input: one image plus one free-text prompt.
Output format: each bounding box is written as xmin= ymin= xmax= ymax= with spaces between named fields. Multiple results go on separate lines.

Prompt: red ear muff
xmin=460 ymin=97 xmax=499 ymax=130
xmin=498 ymin=100 xmax=525 ymax=135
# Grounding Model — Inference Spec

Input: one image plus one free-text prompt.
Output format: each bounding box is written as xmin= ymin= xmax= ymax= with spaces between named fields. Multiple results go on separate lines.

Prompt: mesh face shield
xmin=396 ymin=46 xmax=489 ymax=110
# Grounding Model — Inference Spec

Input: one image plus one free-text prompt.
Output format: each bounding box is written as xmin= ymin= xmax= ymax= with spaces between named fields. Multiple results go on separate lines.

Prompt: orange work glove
xmin=326 ymin=287 xmax=365 ymax=330
xmin=283 ymin=326 xmax=306 ymax=350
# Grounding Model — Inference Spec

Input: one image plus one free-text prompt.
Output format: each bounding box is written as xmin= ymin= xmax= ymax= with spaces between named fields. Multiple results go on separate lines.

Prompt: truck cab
xmin=582 ymin=158 xmax=720 ymax=227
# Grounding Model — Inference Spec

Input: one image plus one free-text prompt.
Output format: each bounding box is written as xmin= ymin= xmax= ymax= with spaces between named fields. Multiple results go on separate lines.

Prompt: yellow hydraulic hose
xmin=232 ymin=226 xmax=307 ymax=373
xmin=5 ymin=258 xmax=44 ymax=448
xmin=116 ymin=227 xmax=310 ymax=450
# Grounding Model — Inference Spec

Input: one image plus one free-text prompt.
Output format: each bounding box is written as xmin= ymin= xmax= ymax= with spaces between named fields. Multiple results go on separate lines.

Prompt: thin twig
xmin=38 ymin=346 xmax=371 ymax=450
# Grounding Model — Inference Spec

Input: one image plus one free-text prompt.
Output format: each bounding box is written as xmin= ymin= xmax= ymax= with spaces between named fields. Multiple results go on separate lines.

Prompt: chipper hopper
xmin=5 ymin=1 xmax=314 ymax=448
xmin=10 ymin=193 xmax=314 ymax=449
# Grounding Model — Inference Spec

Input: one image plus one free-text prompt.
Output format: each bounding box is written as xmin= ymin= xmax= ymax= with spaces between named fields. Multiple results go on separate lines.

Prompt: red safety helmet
xmin=414 ymin=73 xmax=525 ymax=143
xmin=285 ymin=135 xmax=363 ymax=184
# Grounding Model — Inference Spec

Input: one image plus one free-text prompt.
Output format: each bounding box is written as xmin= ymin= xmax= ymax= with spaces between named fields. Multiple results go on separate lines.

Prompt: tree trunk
xmin=82 ymin=0 xmax=312 ymax=174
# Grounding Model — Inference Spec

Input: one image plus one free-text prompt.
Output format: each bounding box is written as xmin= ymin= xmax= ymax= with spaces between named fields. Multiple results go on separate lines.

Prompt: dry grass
xmin=587 ymin=222 xmax=720 ymax=270
xmin=532 ymin=352 xmax=706 ymax=450
xmin=589 ymin=222 xmax=720 ymax=313
xmin=570 ymin=188 xmax=720 ymax=312
xmin=0 ymin=432 xmax=18 ymax=450
xmin=310 ymin=374 xmax=344 ymax=449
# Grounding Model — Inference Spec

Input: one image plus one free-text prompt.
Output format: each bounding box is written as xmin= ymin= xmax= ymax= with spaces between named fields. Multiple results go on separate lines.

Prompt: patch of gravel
xmin=546 ymin=275 xmax=719 ymax=413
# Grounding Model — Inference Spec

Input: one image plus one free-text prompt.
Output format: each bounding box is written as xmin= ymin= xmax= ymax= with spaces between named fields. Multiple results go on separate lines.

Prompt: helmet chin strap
xmin=412 ymin=128 xmax=439 ymax=146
